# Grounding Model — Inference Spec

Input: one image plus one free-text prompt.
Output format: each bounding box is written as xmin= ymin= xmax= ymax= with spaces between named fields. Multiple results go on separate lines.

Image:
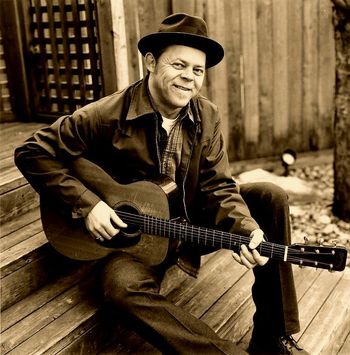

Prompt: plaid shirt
xmin=158 ymin=109 xmax=194 ymax=181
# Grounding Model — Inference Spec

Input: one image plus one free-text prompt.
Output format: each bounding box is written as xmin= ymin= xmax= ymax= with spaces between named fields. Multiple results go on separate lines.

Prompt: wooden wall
xmin=114 ymin=0 xmax=336 ymax=161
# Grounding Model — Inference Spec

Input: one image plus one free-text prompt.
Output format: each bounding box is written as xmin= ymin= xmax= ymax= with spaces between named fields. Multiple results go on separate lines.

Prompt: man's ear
xmin=145 ymin=52 xmax=156 ymax=72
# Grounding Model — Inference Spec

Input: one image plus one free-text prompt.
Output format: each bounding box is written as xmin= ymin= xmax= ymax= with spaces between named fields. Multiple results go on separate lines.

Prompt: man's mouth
xmin=174 ymin=84 xmax=192 ymax=92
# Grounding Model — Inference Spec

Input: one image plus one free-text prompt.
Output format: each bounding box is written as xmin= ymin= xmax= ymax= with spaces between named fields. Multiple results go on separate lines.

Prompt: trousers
xmin=101 ymin=182 xmax=300 ymax=354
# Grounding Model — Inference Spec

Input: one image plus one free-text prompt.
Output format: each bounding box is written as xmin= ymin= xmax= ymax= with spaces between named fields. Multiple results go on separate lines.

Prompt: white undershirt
xmin=161 ymin=116 xmax=179 ymax=135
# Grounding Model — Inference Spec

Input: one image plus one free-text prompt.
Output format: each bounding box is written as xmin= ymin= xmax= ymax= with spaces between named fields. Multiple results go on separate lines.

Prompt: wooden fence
xmin=0 ymin=0 xmax=336 ymax=161
xmin=113 ymin=0 xmax=336 ymax=161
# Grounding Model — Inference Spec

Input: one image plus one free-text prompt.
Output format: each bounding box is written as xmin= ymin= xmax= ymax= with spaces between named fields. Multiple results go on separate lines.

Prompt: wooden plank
xmin=256 ymin=0 xmax=274 ymax=157
xmin=1 ymin=262 xmax=95 ymax=332
xmin=294 ymin=269 xmax=343 ymax=341
xmin=338 ymin=331 xmax=350 ymax=355
xmin=0 ymin=217 xmax=42 ymax=252
xmin=298 ymin=268 xmax=350 ymax=355
xmin=0 ymin=207 xmax=40 ymax=239
xmin=287 ymin=0 xmax=303 ymax=151
xmin=317 ymin=0 xmax=335 ymax=149
xmin=110 ymin=0 xmax=129 ymax=90
xmin=225 ymin=0 xmax=244 ymax=161
xmin=0 ymin=232 xmax=47 ymax=277
xmin=302 ymin=0 xmax=318 ymax=151
xmin=96 ymin=0 xmax=118 ymax=95
xmin=205 ymin=0 xmax=229 ymax=144
xmin=0 ymin=183 xmax=39 ymax=224
xmin=6 ymin=298 xmax=98 ymax=355
xmin=123 ymin=0 xmax=143 ymax=83
xmin=272 ymin=0 xmax=289 ymax=146
xmin=1 ymin=275 xmax=96 ymax=353
xmin=0 ymin=0 xmax=31 ymax=120
xmin=201 ymin=268 xmax=253 ymax=334
xmin=240 ymin=0 xmax=260 ymax=153
xmin=0 ymin=167 xmax=28 ymax=196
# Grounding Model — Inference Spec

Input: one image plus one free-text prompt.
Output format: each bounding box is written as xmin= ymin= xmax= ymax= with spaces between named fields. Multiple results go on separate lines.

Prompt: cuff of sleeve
xmin=71 ymin=188 xmax=101 ymax=219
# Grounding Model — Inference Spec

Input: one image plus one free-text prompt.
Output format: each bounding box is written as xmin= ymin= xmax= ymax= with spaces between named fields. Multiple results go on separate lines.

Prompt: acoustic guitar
xmin=41 ymin=158 xmax=348 ymax=271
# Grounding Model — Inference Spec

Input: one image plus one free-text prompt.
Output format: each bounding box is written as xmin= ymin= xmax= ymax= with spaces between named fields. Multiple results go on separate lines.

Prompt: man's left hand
xmin=232 ymin=229 xmax=269 ymax=269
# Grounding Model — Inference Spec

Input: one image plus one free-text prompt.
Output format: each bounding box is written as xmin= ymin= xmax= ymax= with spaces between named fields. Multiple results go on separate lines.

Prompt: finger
xmin=103 ymin=223 xmax=119 ymax=239
xmin=241 ymin=244 xmax=257 ymax=265
xmin=95 ymin=226 xmax=111 ymax=240
xmin=232 ymin=252 xmax=243 ymax=265
xmin=90 ymin=229 xmax=104 ymax=242
xmin=110 ymin=211 xmax=127 ymax=229
xmin=249 ymin=230 xmax=265 ymax=249
xmin=240 ymin=252 xmax=255 ymax=269
xmin=252 ymin=249 xmax=269 ymax=266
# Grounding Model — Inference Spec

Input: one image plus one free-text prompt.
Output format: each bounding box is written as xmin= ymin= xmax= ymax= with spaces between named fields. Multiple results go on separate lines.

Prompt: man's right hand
xmin=84 ymin=201 xmax=127 ymax=242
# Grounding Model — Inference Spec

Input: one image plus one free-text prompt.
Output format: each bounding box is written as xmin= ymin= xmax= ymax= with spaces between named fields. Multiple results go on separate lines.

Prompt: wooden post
xmin=110 ymin=0 xmax=130 ymax=90
xmin=96 ymin=0 xmax=118 ymax=95
xmin=0 ymin=0 xmax=32 ymax=121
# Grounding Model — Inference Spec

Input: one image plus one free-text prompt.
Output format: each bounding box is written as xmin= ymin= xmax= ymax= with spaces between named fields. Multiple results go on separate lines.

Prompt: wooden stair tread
xmin=0 ymin=210 xmax=41 ymax=252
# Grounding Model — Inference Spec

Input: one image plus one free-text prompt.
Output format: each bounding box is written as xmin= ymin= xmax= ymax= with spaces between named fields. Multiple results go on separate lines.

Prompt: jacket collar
xmin=125 ymin=75 xmax=199 ymax=125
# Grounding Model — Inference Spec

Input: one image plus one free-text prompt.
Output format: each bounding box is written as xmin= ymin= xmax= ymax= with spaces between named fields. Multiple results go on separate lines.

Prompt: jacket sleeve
xmin=14 ymin=104 xmax=102 ymax=219
xmin=198 ymin=111 xmax=259 ymax=237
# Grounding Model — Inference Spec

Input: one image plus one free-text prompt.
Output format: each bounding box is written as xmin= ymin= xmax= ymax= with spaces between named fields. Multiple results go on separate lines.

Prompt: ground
xmin=289 ymin=163 xmax=350 ymax=266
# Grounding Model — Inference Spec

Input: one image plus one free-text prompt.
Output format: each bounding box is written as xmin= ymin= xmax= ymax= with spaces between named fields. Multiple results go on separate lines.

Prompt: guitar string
xmin=116 ymin=211 xmax=335 ymax=267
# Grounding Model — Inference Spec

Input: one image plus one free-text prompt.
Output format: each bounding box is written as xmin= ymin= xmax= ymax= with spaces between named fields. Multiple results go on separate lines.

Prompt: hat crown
xmin=159 ymin=13 xmax=208 ymax=37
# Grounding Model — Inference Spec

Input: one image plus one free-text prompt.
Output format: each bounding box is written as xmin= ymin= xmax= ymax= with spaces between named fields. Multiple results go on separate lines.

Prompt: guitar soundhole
xmin=98 ymin=204 xmax=141 ymax=249
xmin=115 ymin=204 xmax=141 ymax=236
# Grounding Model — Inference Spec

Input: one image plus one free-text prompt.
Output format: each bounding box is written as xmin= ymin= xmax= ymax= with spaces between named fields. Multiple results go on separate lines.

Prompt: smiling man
xmin=15 ymin=13 xmax=308 ymax=354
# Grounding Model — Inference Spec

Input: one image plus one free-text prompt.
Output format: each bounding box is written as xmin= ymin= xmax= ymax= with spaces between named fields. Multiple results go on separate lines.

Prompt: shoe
xmin=247 ymin=335 xmax=310 ymax=355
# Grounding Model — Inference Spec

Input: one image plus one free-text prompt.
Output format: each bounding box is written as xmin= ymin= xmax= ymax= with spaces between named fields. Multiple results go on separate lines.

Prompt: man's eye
xmin=194 ymin=68 xmax=204 ymax=76
xmin=172 ymin=63 xmax=185 ymax=69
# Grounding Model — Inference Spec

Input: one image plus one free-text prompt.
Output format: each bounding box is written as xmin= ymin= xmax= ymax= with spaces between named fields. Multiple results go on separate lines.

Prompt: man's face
xmin=147 ymin=45 xmax=206 ymax=117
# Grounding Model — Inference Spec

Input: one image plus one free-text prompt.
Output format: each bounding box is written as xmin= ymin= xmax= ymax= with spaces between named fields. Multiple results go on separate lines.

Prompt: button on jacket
xmin=15 ymin=76 xmax=259 ymax=277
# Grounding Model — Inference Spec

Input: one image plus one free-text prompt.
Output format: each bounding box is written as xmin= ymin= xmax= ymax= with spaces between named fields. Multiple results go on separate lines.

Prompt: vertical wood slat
xmin=71 ymin=0 xmax=87 ymax=105
xmin=240 ymin=0 xmax=259 ymax=148
xmin=256 ymin=0 xmax=273 ymax=158
xmin=317 ymin=0 xmax=335 ymax=149
xmin=225 ymin=0 xmax=244 ymax=161
xmin=272 ymin=0 xmax=288 ymax=143
xmin=287 ymin=0 xmax=303 ymax=151
xmin=206 ymin=0 xmax=229 ymax=143
xmin=58 ymin=0 xmax=74 ymax=112
xmin=96 ymin=0 xmax=118 ymax=95
xmin=302 ymin=0 xmax=319 ymax=151
xmin=46 ymin=0 xmax=63 ymax=112
xmin=33 ymin=0 xmax=51 ymax=110
xmin=84 ymin=0 xmax=101 ymax=99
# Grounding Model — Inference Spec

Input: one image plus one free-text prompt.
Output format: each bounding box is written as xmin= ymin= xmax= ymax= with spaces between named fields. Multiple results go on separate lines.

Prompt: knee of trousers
xmin=101 ymin=257 xmax=160 ymax=310
xmin=254 ymin=182 xmax=289 ymax=210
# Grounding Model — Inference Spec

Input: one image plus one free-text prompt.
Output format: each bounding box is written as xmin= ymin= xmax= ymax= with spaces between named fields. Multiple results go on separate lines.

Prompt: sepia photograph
xmin=0 ymin=0 xmax=349 ymax=354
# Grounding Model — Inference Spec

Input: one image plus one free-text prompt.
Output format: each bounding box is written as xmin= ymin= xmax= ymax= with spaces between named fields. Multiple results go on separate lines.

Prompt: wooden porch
xmin=1 ymin=122 xmax=349 ymax=354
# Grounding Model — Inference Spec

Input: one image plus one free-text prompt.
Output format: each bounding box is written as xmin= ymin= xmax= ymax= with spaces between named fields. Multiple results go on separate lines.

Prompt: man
xmin=15 ymin=13 xmax=308 ymax=355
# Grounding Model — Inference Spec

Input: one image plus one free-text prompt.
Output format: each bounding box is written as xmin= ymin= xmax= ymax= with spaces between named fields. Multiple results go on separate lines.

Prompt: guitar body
xmin=41 ymin=158 xmax=177 ymax=265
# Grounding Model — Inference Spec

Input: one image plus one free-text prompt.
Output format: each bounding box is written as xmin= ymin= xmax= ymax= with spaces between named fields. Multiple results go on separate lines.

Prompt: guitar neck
xmin=118 ymin=211 xmax=288 ymax=263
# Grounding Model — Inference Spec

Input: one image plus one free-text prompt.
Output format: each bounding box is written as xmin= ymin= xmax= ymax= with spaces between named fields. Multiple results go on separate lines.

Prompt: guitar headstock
xmin=289 ymin=243 xmax=348 ymax=271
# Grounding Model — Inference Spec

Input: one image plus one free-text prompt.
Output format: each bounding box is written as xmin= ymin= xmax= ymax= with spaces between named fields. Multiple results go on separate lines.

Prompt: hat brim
xmin=138 ymin=32 xmax=224 ymax=68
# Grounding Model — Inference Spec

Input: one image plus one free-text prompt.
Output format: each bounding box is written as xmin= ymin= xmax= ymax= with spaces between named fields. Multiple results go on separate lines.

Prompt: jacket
xmin=15 ymin=76 xmax=259 ymax=277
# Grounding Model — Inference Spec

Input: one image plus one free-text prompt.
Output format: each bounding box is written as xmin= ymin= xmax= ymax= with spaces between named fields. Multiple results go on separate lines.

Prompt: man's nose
xmin=181 ymin=67 xmax=194 ymax=80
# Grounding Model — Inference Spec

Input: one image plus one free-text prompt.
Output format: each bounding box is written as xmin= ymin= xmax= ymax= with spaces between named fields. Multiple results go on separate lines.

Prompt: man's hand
xmin=232 ymin=229 xmax=269 ymax=269
xmin=85 ymin=201 xmax=127 ymax=242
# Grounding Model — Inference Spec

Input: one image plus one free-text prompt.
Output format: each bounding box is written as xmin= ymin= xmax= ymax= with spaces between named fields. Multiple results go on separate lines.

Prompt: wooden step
xmin=0 ymin=122 xmax=46 ymax=224
xmin=0 ymin=207 xmax=83 ymax=311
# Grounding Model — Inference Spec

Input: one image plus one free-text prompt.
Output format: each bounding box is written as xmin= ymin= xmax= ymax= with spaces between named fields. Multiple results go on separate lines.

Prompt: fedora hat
xmin=138 ymin=13 xmax=224 ymax=68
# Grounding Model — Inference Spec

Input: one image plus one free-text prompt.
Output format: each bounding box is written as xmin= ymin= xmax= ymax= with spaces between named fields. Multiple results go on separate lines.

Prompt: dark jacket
xmin=15 ymin=77 xmax=259 ymax=276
